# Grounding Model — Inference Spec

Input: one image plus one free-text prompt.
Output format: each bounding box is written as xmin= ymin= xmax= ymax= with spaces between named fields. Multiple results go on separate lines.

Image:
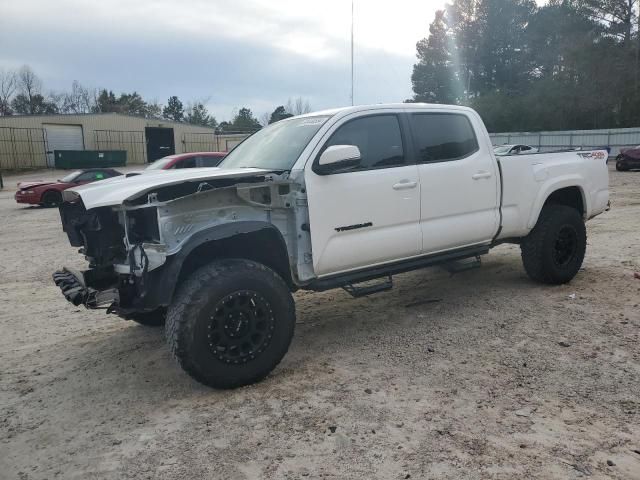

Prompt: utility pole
xmin=351 ymin=0 xmax=354 ymax=106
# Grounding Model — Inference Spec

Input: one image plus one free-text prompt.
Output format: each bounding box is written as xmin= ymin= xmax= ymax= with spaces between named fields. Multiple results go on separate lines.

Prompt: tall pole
xmin=351 ymin=0 xmax=354 ymax=106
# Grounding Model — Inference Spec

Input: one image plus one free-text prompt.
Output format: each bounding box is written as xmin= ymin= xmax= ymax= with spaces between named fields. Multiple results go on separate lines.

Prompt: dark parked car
xmin=145 ymin=152 xmax=227 ymax=170
xmin=615 ymin=146 xmax=640 ymax=171
xmin=14 ymin=168 xmax=122 ymax=207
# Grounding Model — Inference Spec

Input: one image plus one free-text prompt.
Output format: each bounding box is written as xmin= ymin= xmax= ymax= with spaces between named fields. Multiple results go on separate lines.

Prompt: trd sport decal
xmin=335 ymin=222 xmax=373 ymax=232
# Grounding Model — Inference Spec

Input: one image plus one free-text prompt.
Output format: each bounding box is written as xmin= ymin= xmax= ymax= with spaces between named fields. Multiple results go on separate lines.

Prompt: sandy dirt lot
xmin=1 ymin=165 xmax=639 ymax=479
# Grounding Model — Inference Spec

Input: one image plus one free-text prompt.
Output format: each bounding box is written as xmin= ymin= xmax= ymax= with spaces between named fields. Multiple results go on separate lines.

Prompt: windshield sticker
xmin=298 ymin=118 xmax=326 ymax=126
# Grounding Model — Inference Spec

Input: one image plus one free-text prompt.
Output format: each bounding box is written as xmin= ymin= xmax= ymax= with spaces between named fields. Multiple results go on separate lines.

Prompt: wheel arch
xmin=158 ymin=221 xmax=294 ymax=304
xmin=528 ymin=180 xmax=587 ymax=230
xmin=41 ymin=188 xmax=62 ymax=203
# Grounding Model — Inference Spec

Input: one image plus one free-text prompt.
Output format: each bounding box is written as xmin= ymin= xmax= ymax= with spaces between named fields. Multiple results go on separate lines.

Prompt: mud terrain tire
xmin=165 ymin=259 xmax=295 ymax=389
xmin=521 ymin=205 xmax=586 ymax=285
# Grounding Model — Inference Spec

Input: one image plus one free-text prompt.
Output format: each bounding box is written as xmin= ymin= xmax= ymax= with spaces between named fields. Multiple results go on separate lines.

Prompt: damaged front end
xmin=53 ymin=169 xmax=311 ymax=318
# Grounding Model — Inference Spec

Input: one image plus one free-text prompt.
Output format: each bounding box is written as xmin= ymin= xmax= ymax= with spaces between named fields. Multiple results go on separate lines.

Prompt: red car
xmin=15 ymin=168 xmax=122 ymax=207
xmin=145 ymin=152 xmax=227 ymax=170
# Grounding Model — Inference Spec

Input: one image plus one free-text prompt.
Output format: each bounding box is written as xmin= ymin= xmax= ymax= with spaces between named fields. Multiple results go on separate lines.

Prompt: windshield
xmin=219 ymin=116 xmax=330 ymax=170
xmin=493 ymin=146 xmax=512 ymax=155
xmin=60 ymin=171 xmax=81 ymax=182
xmin=145 ymin=156 xmax=177 ymax=170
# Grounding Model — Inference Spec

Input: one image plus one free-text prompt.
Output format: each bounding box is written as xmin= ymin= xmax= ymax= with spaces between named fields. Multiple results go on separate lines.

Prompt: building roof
xmin=0 ymin=112 xmax=217 ymax=130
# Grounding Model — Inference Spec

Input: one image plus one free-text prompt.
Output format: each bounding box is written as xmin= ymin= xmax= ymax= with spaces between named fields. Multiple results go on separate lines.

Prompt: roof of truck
xmin=298 ymin=103 xmax=475 ymax=119
xmin=298 ymin=103 xmax=473 ymax=117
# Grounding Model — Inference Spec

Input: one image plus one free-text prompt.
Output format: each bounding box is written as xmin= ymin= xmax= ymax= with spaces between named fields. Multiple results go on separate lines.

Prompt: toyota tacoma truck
xmin=53 ymin=104 xmax=610 ymax=389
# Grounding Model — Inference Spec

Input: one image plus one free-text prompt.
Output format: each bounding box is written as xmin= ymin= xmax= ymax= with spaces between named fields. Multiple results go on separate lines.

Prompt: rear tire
xmin=42 ymin=190 xmax=62 ymax=208
xmin=616 ymin=160 xmax=628 ymax=171
xmin=520 ymin=205 xmax=586 ymax=284
xmin=165 ymin=259 xmax=295 ymax=389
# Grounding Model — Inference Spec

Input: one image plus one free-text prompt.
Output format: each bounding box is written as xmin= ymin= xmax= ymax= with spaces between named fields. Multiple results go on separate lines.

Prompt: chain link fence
xmin=490 ymin=127 xmax=640 ymax=156
xmin=0 ymin=127 xmax=48 ymax=170
xmin=94 ymin=130 xmax=146 ymax=164
xmin=181 ymin=131 xmax=254 ymax=153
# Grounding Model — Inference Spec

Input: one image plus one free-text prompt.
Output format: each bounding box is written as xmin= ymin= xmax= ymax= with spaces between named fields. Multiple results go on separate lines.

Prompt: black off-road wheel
xmin=165 ymin=259 xmax=295 ymax=389
xmin=521 ymin=205 xmax=586 ymax=284
xmin=127 ymin=309 xmax=166 ymax=327
xmin=42 ymin=190 xmax=62 ymax=208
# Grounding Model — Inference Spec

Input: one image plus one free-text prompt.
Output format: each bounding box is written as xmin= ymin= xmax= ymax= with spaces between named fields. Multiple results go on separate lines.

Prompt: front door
xmin=305 ymin=113 xmax=421 ymax=277
xmin=409 ymin=111 xmax=500 ymax=254
xmin=145 ymin=127 xmax=175 ymax=163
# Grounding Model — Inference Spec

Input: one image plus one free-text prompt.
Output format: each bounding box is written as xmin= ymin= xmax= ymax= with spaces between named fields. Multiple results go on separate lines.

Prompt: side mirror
xmin=315 ymin=145 xmax=361 ymax=175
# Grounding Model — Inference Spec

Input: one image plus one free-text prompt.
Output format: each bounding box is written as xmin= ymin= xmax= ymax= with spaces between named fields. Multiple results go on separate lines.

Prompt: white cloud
xmin=0 ymin=0 xmax=449 ymax=119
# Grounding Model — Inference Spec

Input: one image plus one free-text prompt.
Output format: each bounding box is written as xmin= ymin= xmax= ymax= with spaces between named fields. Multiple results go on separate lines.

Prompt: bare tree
xmin=62 ymin=80 xmax=95 ymax=113
xmin=285 ymin=97 xmax=312 ymax=116
xmin=259 ymin=111 xmax=271 ymax=126
xmin=16 ymin=65 xmax=42 ymax=105
xmin=0 ymin=68 xmax=17 ymax=115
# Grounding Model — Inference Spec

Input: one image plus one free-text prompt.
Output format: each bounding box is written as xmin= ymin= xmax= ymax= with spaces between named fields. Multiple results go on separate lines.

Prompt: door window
xmin=411 ymin=113 xmax=479 ymax=163
xmin=319 ymin=115 xmax=405 ymax=173
xmin=174 ymin=157 xmax=196 ymax=169
xmin=75 ymin=171 xmax=102 ymax=182
xmin=197 ymin=155 xmax=222 ymax=167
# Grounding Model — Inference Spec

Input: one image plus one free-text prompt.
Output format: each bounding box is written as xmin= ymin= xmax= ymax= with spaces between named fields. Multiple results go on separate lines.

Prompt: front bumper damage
xmin=53 ymin=252 xmax=177 ymax=316
xmin=52 ymin=267 xmax=119 ymax=308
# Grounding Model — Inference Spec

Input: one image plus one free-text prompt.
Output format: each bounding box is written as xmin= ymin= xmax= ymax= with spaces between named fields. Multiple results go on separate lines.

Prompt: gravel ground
xmin=0 ymin=165 xmax=639 ymax=479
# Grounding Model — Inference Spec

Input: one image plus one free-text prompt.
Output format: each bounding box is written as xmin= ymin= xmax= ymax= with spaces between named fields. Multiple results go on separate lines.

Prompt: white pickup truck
xmin=53 ymin=103 xmax=609 ymax=388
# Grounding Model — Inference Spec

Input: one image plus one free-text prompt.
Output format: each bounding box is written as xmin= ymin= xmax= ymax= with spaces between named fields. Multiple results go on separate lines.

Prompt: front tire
xmin=616 ymin=160 xmax=628 ymax=171
xmin=165 ymin=259 xmax=295 ymax=389
xmin=520 ymin=205 xmax=586 ymax=284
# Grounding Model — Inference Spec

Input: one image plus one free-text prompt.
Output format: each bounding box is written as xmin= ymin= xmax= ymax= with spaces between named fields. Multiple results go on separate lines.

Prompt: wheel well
xmin=43 ymin=189 xmax=61 ymax=199
xmin=544 ymin=186 xmax=584 ymax=216
xmin=177 ymin=229 xmax=293 ymax=290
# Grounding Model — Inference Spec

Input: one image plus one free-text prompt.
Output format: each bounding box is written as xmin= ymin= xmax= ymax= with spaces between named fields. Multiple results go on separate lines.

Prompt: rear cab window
xmin=410 ymin=112 xmax=479 ymax=163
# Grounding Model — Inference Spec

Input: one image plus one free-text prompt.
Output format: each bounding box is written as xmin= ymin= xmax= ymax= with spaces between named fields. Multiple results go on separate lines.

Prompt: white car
xmin=53 ymin=103 xmax=610 ymax=389
xmin=494 ymin=144 xmax=539 ymax=155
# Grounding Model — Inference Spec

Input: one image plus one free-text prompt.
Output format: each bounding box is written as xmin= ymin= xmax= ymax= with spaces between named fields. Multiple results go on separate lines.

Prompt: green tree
xmin=186 ymin=102 xmax=217 ymax=127
xmin=411 ymin=10 xmax=459 ymax=103
xmin=11 ymin=93 xmax=58 ymax=114
xmin=117 ymin=92 xmax=148 ymax=116
xmin=93 ymin=89 xmax=119 ymax=113
xmin=269 ymin=105 xmax=293 ymax=123
xmin=163 ymin=96 xmax=184 ymax=121
xmin=231 ymin=107 xmax=261 ymax=131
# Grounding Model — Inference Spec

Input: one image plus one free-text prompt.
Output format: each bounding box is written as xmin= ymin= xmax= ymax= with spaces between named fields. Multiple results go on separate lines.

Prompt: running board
xmin=342 ymin=275 xmax=393 ymax=298
xmin=441 ymin=255 xmax=482 ymax=274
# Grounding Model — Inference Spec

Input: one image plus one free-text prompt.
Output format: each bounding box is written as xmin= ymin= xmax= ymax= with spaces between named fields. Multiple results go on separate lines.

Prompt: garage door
xmin=44 ymin=124 xmax=84 ymax=167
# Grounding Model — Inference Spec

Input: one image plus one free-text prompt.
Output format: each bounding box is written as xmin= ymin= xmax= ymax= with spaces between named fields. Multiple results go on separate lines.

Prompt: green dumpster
xmin=54 ymin=150 xmax=127 ymax=169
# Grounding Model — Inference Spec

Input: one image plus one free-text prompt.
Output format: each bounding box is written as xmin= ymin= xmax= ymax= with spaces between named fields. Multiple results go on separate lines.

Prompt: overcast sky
xmin=2 ymin=0 xmax=450 ymax=121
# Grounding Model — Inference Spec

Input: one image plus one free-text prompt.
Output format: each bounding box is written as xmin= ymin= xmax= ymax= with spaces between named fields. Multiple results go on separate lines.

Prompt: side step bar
xmin=441 ymin=255 xmax=482 ymax=274
xmin=342 ymin=275 xmax=393 ymax=298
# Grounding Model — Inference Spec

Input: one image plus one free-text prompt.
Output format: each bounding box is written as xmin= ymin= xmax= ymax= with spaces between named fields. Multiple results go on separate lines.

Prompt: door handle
xmin=472 ymin=171 xmax=492 ymax=180
xmin=392 ymin=180 xmax=418 ymax=190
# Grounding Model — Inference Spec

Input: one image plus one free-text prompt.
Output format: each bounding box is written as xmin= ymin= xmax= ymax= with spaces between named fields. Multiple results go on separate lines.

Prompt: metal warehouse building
xmin=0 ymin=113 xmax=249 ymax=170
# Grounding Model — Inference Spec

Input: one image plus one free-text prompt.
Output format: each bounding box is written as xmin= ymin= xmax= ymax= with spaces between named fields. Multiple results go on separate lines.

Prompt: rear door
xmin=305 ymin=112 xmax=421 ymax=276
xmin=410 ymin=111 xmax=500 ymax=254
